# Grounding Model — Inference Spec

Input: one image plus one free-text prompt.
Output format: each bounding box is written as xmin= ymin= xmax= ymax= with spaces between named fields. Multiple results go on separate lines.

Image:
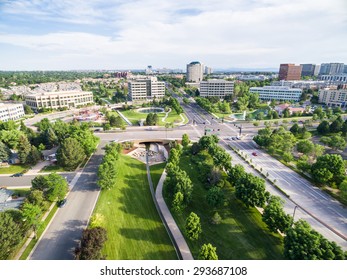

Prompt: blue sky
xmin=0 ymin=0 xmax=346 ymax=70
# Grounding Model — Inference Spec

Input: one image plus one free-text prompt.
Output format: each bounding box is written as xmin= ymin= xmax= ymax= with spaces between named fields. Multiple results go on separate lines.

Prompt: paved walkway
xmin=116 ymin=110 xmax=133 ymax=126
xmin=148 ymin=161 xmax=194 ymax=260
xmin=25 ymin=160 xmax=52 ymax=175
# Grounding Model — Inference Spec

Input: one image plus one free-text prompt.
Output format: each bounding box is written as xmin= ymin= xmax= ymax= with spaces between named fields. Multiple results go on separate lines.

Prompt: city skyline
xmin=0 ymin=0 xmax=346 ymax=70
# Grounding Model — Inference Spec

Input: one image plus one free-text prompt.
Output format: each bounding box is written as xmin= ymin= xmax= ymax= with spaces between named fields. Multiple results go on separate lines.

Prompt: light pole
xmin=292 ymin=205 xmax=298 ymax=225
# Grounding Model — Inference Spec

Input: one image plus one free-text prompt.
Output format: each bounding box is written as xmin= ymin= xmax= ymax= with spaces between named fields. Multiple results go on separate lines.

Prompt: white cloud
xmin=0 ymin=0 xmax=346 ymax=69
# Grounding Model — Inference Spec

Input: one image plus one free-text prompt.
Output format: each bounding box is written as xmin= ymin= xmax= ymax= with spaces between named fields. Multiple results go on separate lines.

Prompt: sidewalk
xmin=25 ymin=161 xmax=52 ymax=175
xmin=116 ymin=110 xmax=133 ymax=126
xmin=154 ymin=170 xmax=194 ymax=260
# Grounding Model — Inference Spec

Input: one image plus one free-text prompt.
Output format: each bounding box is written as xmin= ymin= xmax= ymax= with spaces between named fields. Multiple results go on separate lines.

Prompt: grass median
xmin=92 ymin=154 xmax=177 ymax=260
xmin=165 ymin=152 xmax=284 ymax=260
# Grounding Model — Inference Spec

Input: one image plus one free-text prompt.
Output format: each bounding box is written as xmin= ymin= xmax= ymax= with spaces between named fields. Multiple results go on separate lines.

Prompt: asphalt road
xmin=29 ymin=145 xmax=104 ymax=260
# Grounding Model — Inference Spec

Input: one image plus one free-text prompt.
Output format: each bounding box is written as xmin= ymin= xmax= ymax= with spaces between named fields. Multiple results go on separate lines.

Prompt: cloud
xmin=0 ymin=0 xmax=346 ymax=69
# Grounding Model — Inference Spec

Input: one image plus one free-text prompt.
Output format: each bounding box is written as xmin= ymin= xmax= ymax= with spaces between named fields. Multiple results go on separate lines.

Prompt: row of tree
xmin=97 ymin=143 xmax=121 ymax=190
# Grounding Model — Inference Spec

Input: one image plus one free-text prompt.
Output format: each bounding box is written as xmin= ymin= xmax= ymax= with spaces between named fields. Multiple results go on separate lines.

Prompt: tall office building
xmin=128 ymin=77 xmax=165 ymax=101
xmin=300 ymin=64 xmax=316 ymax=77
xmin=199 ymin=80 xmax=234 ymax=99
xmin=205 ymin=66 xmax=212 ymax=75
xmin=319 ymin=63 xmax=345 ymax=75
xmin=344 ymin=65 xmax=347 ymax=74
xmin=279 ymin=64 xmax=302 ymax=81
xmin=186 ymin=61 xmax=204 ymax=82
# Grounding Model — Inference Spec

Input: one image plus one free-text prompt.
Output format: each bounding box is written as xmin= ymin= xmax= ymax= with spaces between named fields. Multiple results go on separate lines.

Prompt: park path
xmin=145 ymin=152 xmax=194 ymax=260
xmin=116 ymin=110 xmax=133 ymax=126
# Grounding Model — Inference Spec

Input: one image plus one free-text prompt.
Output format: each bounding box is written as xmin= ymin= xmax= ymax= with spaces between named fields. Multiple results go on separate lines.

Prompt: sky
xmin=0 ymin=0 xmax=346 ymax=71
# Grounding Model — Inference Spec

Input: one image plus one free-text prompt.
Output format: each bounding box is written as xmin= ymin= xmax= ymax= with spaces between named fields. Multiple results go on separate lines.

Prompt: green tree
xmin=26 ymin=189 xmax=45 ymax=208
xmin=21 ymin=202 xmax=42 ymax=238
xmin=329 ymin=116 xmax=343 ymax=133
xmin=284 ymin=220 xmax=345 ymax=260
xmin=45 ymin=173 xmax=69 ymax=202
xmin=289 ymin=123 xmax=300 ymax=135
xmin=172 ymin=191 xmax=184 ymax=213
xmin=282 ymin=108 xmax=290 ymax=118
xmin=206 ymin=186 xmax=224 ymax=208
xmin=181 ymin=133 xmax=190 ymax=147
xmin=17 ymin=134 xmax=31 ymax=164
xmin=262 ymin=196 xmax=293 ymax=233
xmin=0 ymin=212 xmax=22 ymax=260
xmin=198 ymin=243 xmax=218 ymax=260
xmin=56 ymin=137 xmax=86 ymax=170
xmin=296 ymin=140 xmax=314 ymax=155
xmin=0 ymin=141 xmax=10 ymax=162
xmin=235 ymin=173 xmax=269 ymax=208
xmin=198 ymin=135 xmax=219 ymax=150
xmin=24 ymin=104 xmax=33 ymax=114
xmin=317 ymin=120 xmax=330 ymax=135
xmin=185 ymin=212 xmax=202 ymax=241
xmin=75 ymin=227 xmax=107 ymax=260
xmin=210 ymin=212 xmax=222 ymax=225
xmin=282 ymin=152 xmax=293 ymax=163
xmin=311 ymin=154 xmax=345 ymax=184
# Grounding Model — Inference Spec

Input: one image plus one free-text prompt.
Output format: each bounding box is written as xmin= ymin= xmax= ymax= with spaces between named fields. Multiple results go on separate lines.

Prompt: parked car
xmin=10 ymin=173 xmax=23 ymax=177
xmin=252 ymin=152 xmax=258 ymax=156
xmin=58 ymin=198 xmax=67 ymax=208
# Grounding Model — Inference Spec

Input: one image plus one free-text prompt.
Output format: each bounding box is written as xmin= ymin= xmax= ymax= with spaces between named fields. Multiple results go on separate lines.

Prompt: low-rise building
xmin=25 ymin=91 xmax=94 ymax=110
xmin=0 ymin=103 xmax=25 ymax=122
xmin=319 ymin=88 xmax=347 ymax=107
xmin=319 ymin=74 xmax=347 ymax=83
xmin=128 ymin=77 xmax=165 ymax=102
xmin=249 ymin=86 xmax=302 ymax=101
xmin=199 ymin=79 xmax=234 ymax=99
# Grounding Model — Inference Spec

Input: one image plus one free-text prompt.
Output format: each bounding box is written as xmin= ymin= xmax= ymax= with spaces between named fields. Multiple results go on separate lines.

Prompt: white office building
xmin=128 ymin=77 xmax=165 ymax=101
xmin=186 ymin=61 xmax=204 ymax=82
xmin=0 ymin=103 xmax=25 ymax=122
xmin=249 ymin=86 xmax=302 ymax=101
xmin=319 ymin=88 xmax=347 ymax=107
xmin=25 ymin=91 xmax=94 ymax=110
xmin=319 ymin=74 xmax=347 ymax=83
xmin=199 ymin=80 xmax=234 ymax=99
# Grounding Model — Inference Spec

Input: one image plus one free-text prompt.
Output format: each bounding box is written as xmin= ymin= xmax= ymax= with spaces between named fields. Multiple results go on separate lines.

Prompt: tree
xmin=26 ymin=189 xmax=45 ymax=208
xmin=17 ymin=135 xmax=31 ymax=164
xmin=198 ymin=135 xmax=219 ymax=150
xmin=75 ymin=227 xmax=107 ymax=260
xmin=185 ymin=212 xmax=202 ymax=241
xmin=262 ymin=196 xmax=293 ymax=233
xmin=282 ymin=108 xmax=290 ymax=118
xmin=0 ymin=212 xmax=22 ymax=260
xmin=23 ymin=104 xmax=33 ymax=114
xmin=198 ymin=243 xmax=218 ymax=260
xmin=145 ymin=113 xmax=159 ymax=126
xmin=109 ymin=115 xmax=123 ymax=127
xmin=172 ymin=191 xmax=184 ymax=213
xmin=235 ymin=173 xmax=269 ymax=208
xmin=181 ymin=133 xmax=190 ymax=147
xmin=0 ymin=141 xmax=10 ymax=162
xmin=282 ymin=151 xmax=293 ymax=163
xmin=56 ymin=137 xmax=86 ymax=170
xmin=329 ymin=116 xmax=343 ymax=133
xmin=211 ymin=212 xmax=222 ymax=225
xmin=284 ymin=220 xmax=345 ymax=260
xmin=317 ymin=120 xmax=330 ymax=135
xmin=44 ymin=173 xmax=69 ymax=202
xmin=206 ymin=186 xmax=224 ymax=208
xmin=311 ymin=154 xmax=345 ymax=184
xmin=27 ymin=145 xmax=42 ymax=165
xmin=21 ymin=202 xmax=42 ymax=238
xmin=296 ymin=140 xmax=314 ymax=155
xmin=290 ymin=123 xmax=300 ymax=135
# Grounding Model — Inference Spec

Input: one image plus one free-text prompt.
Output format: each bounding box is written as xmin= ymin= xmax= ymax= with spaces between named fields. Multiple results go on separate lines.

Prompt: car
xmin=58 ymin=198 xmax=67 ymax=208
xmin=10 ymin=173 xmax=23 ymax=177
xmin=252 ymin=152 xmax=258 ymax=156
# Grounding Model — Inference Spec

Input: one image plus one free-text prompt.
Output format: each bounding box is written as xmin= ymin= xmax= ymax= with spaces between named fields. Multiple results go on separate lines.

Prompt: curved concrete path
xmin=152 ymin=169 xmax=194 ymax=260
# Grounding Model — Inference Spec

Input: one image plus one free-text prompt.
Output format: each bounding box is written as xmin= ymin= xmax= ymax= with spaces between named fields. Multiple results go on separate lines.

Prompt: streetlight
xmin=292 ymin=205 xmax=298 ymax=225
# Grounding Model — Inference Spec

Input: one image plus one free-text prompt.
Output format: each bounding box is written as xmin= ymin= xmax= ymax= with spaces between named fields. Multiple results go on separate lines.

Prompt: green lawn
xmin=165 ymin=152 xmax=284 ymax=260
xmin=40 ymin=165 xmax=66 ymax=173
xmin=0 ymin=164 xmax=29 ymax=175
xmin=92 ymin=155 xmax=177 ymax=260
xmin=119 ymin=109 xmax=187 ymax=126
xmin=150 ymin=163 xmax=166 ymax=191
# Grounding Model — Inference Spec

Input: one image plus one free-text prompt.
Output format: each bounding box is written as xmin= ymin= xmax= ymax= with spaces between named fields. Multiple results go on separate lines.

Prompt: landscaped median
xmin=91 ymin=153 xmax=177 ymax=259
